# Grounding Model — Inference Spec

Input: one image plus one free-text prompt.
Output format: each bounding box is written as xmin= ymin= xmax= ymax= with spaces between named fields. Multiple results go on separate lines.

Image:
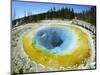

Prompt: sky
xmin=12 ymin=1 xmax=93 ymax=20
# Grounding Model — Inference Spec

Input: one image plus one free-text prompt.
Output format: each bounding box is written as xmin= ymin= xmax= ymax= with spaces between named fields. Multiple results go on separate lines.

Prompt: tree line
xmin=75 ymin=6 xmax=96 ymax=25
xmin=12 ymin=6 xmax=96 ymax=27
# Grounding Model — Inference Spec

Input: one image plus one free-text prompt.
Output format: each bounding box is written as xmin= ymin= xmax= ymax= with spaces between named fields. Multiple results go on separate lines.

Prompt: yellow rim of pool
xmin=23 ymin=25 xmax=91 ymax=68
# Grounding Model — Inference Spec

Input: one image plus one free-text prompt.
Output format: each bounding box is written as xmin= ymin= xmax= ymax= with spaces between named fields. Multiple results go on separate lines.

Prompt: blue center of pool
xmin=34 ymin=27 xmax=76 ymax=54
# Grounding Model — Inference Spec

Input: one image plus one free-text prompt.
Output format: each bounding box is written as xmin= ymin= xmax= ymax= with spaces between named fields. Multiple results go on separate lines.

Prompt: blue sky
xmin=12 ymin=1 xmax=93 ymax=20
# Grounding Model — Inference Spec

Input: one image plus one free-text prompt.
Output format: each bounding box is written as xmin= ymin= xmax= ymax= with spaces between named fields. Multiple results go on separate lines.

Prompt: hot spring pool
xmin=23 ymin=25 xmax=91 ymax=68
